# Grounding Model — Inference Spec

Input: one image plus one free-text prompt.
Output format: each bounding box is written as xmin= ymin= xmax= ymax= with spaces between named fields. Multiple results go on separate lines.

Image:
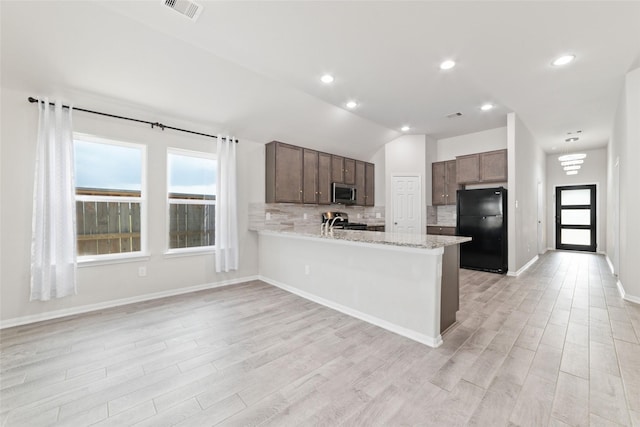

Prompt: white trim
xmin=78 ymin=253 xmax=151 ymax=267
xmin=0 ymin=276 xmax=258 ymax=330
xmin=605 ymin=254 xmax=616 ymax=275
xmin=615 ymin=279 xmax=640 ymax=305
xmin=259 ymin=275 xmax=443 ymax=348
xmin=507 ymin=255 xmax=539 ymax=277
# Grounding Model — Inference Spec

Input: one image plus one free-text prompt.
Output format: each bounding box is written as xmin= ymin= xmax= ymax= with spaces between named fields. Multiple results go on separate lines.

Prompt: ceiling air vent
xmin=446 ymin=112 xmax=463 ymax=119
xmin=163 ymin=0 xmax=203 ymax=21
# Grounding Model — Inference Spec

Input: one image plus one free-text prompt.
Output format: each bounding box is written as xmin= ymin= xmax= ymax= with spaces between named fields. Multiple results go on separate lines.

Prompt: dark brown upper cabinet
xmin=343 ymin=158 xmax=356 ymax=185
xmin=365 ymin=162 xmax=375 ymax=206
xmin=355 ymin=160 xmax=366 ymax=205
xmin=266 ymin=141 xmax=374 ymax=206
xmin=432 ymin=160 xmax=458 ymax=205
xmin=265 ymin=141 xmax=304 ymax=203
xmin=318 ymin=152 xmax=332 ymax=204
xmin=456 ymin=149 xmax=507 ymax=184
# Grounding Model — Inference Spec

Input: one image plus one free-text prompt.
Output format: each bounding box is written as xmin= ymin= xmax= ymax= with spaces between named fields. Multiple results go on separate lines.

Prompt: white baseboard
xmin=615 ymin=278 xmax=640 ymax=305
xmin=259 ymin=275 xmax=443 ymax=348
xmin=0 ymin=275 xmax=259 ymax=330
xmin=605 ymin=255 xmax=616 ymax=275
xmin=507 ymin=255 xmax=539 ymax=277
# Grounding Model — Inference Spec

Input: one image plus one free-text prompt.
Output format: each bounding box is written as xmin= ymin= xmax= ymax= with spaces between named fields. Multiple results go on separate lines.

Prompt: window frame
xmin=73 ymin=133 xmax=148 ymax=264
xmin=165 ymin=147 xmax=217 ymax=255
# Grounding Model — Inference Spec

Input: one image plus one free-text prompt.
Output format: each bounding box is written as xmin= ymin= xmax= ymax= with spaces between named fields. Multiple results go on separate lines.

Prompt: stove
xmin=321 ymin=211 xmax=368 ymax=231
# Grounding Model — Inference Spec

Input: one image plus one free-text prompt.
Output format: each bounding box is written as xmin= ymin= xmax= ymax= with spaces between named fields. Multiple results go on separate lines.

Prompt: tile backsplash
xmin=436 ymin=205 xmax=457 ymax=226
xmin=249 ymin=203 xmax=385 ymax=230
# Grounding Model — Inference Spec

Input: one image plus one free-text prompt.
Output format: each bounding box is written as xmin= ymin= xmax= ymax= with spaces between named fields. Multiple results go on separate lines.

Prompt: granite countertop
xmin=253 ymin=225 xmax=471 ymax=250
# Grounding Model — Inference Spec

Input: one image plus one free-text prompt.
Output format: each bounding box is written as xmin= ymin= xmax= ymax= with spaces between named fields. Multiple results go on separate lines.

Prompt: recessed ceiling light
xmin=565 ymin=137 xmax=579 ymax=142
xmin=440 ymin=60 xmax=456 ymax=70
xmin=564 ymin=165 xmax=581 ymax=171
xmin=566 ymin=170 xmax=579 ymax=176
xmin=320 ymin=74 xmax=334 ymax=84
xmin=480 ymin=103 xmax=494 ymax=111
xmin=558 ymin=153 xmax=587 ymax=162
xmin=401 ymin=125 xmax=411 ymax=132
xmin=346 ymin=100 xmax=358 ymax=109
xmin=552 ymin=55 xmax=576 ymax=66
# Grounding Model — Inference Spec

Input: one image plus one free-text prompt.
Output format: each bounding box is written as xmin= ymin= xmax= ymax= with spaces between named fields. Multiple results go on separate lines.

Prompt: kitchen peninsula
xmin=253 ymin=226 xmax=470 ymax=347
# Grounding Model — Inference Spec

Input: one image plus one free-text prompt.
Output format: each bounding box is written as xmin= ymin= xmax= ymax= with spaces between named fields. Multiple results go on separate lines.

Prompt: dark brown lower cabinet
xmin=427 ymin=226 xmax=456 ymax=236
xmin=440 ymin=245 xmax=460 ymax=333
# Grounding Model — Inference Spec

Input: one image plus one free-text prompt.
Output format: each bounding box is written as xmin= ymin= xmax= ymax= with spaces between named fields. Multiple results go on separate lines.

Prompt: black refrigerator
xmin=456 ymin=187 xmax=508 ymax=274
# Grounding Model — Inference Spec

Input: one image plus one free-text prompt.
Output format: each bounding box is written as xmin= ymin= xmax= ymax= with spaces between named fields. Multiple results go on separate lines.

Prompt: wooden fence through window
xmin=75 ymin=188 xmax=215 ymax=255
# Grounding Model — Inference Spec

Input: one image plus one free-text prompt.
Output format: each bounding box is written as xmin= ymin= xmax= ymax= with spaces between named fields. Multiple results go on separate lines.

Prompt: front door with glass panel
xmin=555 ymin=185 xmax=596 ymax=252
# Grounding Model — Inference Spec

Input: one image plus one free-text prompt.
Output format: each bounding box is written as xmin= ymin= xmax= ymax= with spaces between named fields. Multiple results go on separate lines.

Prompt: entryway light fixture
xmin=558 ymin=153 xmax=587 ymax=162
xmin=345 ymin=100 xmax=358 ymax=109
xmin=561 ymin=160 xmax=584 ymax=166
xmin=401 ymin=125 xmax=411 ymax=132
xmin=480 ymin=103 xmax=494 ymax=111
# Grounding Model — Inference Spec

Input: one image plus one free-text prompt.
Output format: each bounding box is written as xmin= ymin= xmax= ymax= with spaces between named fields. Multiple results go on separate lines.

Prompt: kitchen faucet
xmin=321 ymin=216 xmax=344 ymax=234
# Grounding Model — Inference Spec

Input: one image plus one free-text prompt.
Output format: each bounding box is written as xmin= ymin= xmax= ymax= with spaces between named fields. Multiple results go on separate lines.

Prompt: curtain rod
xmin=27 ymin=97 xmax=238 ymax=143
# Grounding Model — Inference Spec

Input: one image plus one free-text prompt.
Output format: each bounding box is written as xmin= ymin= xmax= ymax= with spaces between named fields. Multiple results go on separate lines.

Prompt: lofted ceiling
xmin=2 ymin=1 xmax=639 ymax=159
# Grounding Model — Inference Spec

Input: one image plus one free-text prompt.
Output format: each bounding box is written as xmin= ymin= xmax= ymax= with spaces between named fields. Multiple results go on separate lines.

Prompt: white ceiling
xmin=2 ymin=1 xmax=639 ymax=158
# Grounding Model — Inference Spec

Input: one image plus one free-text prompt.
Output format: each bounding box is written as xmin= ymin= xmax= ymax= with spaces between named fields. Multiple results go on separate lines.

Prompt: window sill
xmin=164 ymin=247 xmax=215 ymax=259
xmin=78 ymin=253 xmax=151 ymax=267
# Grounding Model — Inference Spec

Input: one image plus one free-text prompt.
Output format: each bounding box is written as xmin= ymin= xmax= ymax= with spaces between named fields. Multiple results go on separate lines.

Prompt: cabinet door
xmin=445 ymin=160 xmax=459 ymax=205
xmin=432 ymin=161 xmax=446 ymax=205
xmin=480 ymin=149 xmax=507 ymax=182
xmin=365 ymin=162 xmax=375 ymax=206
xmin=355 ymin=161 xmax=365 ymax=205
xmin=302 ymin=149 xmax=318 ymax=204
xmin=318 ymin=152 xmax=332 ymax=204
xmin=274 ymin=143 xmax=303 ymax=202
xmin=344 ymin=158 xmax=356 ymax=185
xmin=456 ymin=154 xmax=480 ymax=184
xmin=331 ymin=155 xmax=344 ymax=183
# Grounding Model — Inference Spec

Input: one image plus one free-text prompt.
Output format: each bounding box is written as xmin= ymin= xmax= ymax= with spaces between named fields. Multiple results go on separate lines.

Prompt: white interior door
xmin=391 ymin=175 xmax=421 ymax=234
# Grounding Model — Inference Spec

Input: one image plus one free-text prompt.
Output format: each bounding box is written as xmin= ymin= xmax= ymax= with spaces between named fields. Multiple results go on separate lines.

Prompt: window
xmin=74 ymin=135 xmax=146 ymax=258
xmin=167 ymin=149 xmax=216 ymax=250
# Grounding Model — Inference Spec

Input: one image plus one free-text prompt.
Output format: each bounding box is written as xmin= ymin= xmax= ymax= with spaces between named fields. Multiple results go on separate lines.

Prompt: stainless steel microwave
xmin=332 ymin=183 xmax=356 ymax=205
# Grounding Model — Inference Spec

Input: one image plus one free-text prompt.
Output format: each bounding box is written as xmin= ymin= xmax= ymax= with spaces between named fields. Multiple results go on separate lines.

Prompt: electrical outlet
xmin=265 ymin=212 xmax=271 ymax=220
xmin=303 ymin=213 xmax=308 ymax=220
xmin=138 ymin=266 xmax=147 ymax=277
xmin=304 ymin=265 xmax=310 ymax=275
xmin=376 ymin=213 xmax=382 ymax=219
xmin=357 ymin=213 xmax=362 ymax=219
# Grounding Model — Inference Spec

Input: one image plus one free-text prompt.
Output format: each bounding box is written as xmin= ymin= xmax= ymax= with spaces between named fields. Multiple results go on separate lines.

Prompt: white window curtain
xmin=30 ymin=98 xmax=77 ymax=301
xmin=214 ymin=135 xmax=239 ymax=272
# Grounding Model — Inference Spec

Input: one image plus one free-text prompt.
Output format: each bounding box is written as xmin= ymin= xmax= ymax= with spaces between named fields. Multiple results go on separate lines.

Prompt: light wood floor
xmin=1 ymin=251 xmax=639 ymax=426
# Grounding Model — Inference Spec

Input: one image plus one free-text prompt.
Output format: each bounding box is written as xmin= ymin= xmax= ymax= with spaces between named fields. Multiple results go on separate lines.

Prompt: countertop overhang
xmin=252 ymin=225 xmax=471 ymax=251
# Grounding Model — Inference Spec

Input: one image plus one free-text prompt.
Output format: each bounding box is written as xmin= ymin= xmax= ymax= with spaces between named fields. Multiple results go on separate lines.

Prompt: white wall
xmin=384 ymin=135 xmax=427 ymax=231
xmin=507 ymin=113 xmax=546 ymax=274
xmin=607 ymin=67 xmax=640 ymax=302
xmin=546 ymin=148 xmax=607 ymax=253
xmin=436 ymin=126 xmax=507 ymax=161
xmin=0 ymin=86 xmax=263 ymax=325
